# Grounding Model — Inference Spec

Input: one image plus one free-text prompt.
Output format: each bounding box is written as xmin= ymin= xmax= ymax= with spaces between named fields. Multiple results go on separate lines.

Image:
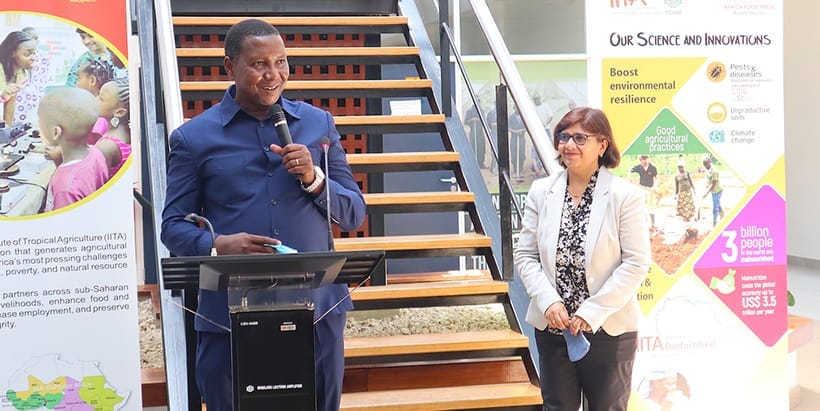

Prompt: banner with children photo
xmin=0 ymin=2 xmax=141 ymax=410
xmin=587 ymin=1 xmax=786 ymax=410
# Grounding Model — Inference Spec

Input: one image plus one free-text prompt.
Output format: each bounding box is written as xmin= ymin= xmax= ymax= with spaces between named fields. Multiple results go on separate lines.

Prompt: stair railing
xmin=419 ymin=0 xmax=566 ymax=381
xmin=443 ymin=0 xmax=560 ymax=173
xmin=134 ymin=0 xmax=199 ymax=409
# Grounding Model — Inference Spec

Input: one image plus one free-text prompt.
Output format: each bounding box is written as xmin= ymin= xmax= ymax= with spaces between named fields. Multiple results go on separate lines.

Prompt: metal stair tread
xmin=180 ymin=79 xmax=432 ymax=92
xmin=386 ymin=269 xmax=492 ymax=284
xmin=334 ymin=233 xmax=490 ymax=252
xmin=364 ymin=191 xmax=474 ymax=206
xmin=339 ymin=382 xmax=542 ymax=410
xmin=334 ymin=114 xmax=444 ymax=125
xmin=350 ymin=279 xmax=507 ymax=301
xmin=345 ymin=329 xmax=528 ymax=358
xmin=177 ymin=46 xmax=419 ymax=58
xmin=182 ymin=114 xmax=443 ymax=125
xmin=173 ymin=15 xmax=408 ymax=27
xmin=346 ymin=151 xmax=459 ymax=166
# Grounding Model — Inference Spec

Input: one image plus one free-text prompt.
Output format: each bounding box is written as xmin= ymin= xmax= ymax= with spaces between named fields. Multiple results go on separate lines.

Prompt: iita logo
xmin=610 ymin=0 xmax=648 ymax=8
xmin=709 ymin=130 xmax=725 ymax=143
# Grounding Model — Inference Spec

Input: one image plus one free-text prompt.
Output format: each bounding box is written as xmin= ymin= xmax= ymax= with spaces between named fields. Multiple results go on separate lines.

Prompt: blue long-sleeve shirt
xmin=161 ymin=87 xmax=366 ymax=332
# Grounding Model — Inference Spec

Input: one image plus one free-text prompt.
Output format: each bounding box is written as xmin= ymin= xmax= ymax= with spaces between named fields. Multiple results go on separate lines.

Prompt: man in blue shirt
xmin=161 ymin=19 xmax=366 ymax=411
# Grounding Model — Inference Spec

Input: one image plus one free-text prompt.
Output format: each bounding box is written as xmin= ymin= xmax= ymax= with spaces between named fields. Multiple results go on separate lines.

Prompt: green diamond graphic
xmin=623 ymin=108 xmax=710 ymax=156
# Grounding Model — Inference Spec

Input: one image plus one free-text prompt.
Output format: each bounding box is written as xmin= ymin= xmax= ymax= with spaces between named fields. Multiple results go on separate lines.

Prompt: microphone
xmin=270 ymin=104 xmax=293 ymax=146
xmin=184 ymin=213 xmax=217 ymax=256
xmin=320 ymin=137 xmax=334 ymax=251
xmin=270 ymin=103 xmax=301 ymax=179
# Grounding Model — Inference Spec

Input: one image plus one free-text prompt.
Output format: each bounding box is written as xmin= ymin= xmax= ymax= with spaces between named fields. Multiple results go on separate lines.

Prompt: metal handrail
xmin=156 ymin=0 xmax=185 ymax=133
xmin=468 ymin=0 xmax=561 ymax=176
xmin=440 ymin=22 xmax=522 ymax=219
xmin=442 ymin=0 xmax=562 ymax=179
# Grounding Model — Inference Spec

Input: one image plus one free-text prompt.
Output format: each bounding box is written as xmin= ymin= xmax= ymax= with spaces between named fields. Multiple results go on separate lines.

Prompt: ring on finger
xmin=295 ymin=159 xmax=300 ymax=166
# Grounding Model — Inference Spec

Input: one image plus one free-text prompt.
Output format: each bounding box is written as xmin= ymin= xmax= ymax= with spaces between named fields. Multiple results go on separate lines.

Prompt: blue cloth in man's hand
xmin=562 ymin=329 xmax=590 ymax=362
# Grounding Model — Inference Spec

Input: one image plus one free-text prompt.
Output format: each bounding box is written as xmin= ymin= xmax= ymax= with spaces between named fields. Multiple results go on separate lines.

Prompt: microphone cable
xmin=313 ymin=271 xmax=371 ymax=326
xmin=163 ymin=297 xmax=232 ymax=333
xmin=184 ymin=213 xmax=217 ymax=256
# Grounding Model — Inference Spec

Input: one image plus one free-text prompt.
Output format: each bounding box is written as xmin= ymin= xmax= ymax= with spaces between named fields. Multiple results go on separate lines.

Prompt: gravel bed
xmin=344 ymin=304 xmax=509 ymax=337
xmin=139 ymin=296 xmax=165 ymax=369
xmin=138 ymin=297 xmax=508 ymax=368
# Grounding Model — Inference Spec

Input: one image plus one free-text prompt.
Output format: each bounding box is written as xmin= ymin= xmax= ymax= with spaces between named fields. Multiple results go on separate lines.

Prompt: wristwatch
xmin=302 ymin=166 xmax=325 ymax=193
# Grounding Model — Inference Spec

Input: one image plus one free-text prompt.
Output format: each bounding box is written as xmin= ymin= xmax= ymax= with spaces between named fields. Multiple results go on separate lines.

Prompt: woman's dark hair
xmin=0 ymin=31 xmax=35 ymax=82
xmin=224 ymin=19 xmax=280 ymax=60
xmin=552 ymin=106 xmax=621 ymax=169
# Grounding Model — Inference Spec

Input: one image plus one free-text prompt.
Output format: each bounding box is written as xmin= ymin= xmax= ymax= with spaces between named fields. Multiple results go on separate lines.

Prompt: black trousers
xmin=535 ymin=328 xmax=637 ymax=411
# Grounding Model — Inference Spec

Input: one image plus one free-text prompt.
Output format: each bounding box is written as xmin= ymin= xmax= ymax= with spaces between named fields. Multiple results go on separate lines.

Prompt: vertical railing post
xmin=439 ymin=0 xmax=452 ymax=117
xmin=496 ymin=84 xmax=513 ymax=281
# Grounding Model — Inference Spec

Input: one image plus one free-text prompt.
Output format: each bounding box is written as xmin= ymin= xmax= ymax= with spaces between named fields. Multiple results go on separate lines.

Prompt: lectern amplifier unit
xmin=232 ymin=309 xmax=315 ymax=410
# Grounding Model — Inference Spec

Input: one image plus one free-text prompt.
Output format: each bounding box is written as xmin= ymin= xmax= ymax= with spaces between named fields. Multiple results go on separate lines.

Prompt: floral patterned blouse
xmin=547 ymin=170 xmax=599 ymax=335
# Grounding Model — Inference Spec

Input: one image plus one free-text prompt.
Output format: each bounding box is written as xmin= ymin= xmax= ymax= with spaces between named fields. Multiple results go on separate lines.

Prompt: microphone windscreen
xmin=270 ymin=104 xmax=285 ymax=124
xmin=270 ymin=104 xmax=293 ymax=146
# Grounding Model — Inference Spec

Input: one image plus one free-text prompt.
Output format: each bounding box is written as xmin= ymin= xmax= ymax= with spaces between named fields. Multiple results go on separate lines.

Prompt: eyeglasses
xmin=557 ymin=132 xmax=597 ymax=146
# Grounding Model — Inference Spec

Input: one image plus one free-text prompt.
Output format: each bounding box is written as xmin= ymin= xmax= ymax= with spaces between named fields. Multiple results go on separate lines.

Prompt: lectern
xmin=160 ymin=251 xmax=385 ymax=411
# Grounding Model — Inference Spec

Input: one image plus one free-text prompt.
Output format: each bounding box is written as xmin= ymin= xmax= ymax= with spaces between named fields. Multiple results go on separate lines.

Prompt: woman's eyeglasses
xmin=557 ymin=132 xmax=596 ymax=146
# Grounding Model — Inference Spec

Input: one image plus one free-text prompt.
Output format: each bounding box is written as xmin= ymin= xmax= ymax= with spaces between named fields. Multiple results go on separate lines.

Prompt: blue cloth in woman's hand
xmin=562 ymin=329 xmax=590 ymax=362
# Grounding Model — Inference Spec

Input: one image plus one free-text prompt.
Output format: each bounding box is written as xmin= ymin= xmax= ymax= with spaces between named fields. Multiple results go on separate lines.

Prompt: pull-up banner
xmin=0 ymin=1 xmax=141 ymax=410
xmin=587 ymin=1 xmax=786 ymax=410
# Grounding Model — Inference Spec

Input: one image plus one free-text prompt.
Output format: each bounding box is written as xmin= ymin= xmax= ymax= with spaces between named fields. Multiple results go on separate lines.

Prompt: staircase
xmin=156 ymin=1 xmax=541 ymax=409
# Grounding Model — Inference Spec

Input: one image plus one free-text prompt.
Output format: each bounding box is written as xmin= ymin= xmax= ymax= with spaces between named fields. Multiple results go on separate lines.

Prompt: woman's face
xmin=14 ymin=39 xmax=37 ymax=71
xmin=558 ymin=124 xmax=607 ymax=172
xmin=79 ymin=32 xmax=107 ymax=55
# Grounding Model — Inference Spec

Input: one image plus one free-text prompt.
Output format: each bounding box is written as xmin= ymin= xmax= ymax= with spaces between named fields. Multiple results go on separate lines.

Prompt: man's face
xmin=640 ymin=157 xmax=648 ymax=167
xmin=225 ymin=34 xmax=289 ymax=119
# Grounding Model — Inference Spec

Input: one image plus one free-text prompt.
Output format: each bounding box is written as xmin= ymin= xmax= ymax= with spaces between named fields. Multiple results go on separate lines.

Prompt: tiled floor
xmin=788 ymin=260 xmax=820 ymax=411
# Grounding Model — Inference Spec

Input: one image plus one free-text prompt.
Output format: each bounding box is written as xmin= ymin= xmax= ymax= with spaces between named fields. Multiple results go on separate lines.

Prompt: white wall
xmin=785 ymin=1 xmax=820 ymax=260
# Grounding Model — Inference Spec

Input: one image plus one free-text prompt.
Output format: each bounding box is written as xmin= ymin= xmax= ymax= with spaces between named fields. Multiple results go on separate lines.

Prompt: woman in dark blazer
xmin=514 ymin=107 xmax=651 ymax=411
